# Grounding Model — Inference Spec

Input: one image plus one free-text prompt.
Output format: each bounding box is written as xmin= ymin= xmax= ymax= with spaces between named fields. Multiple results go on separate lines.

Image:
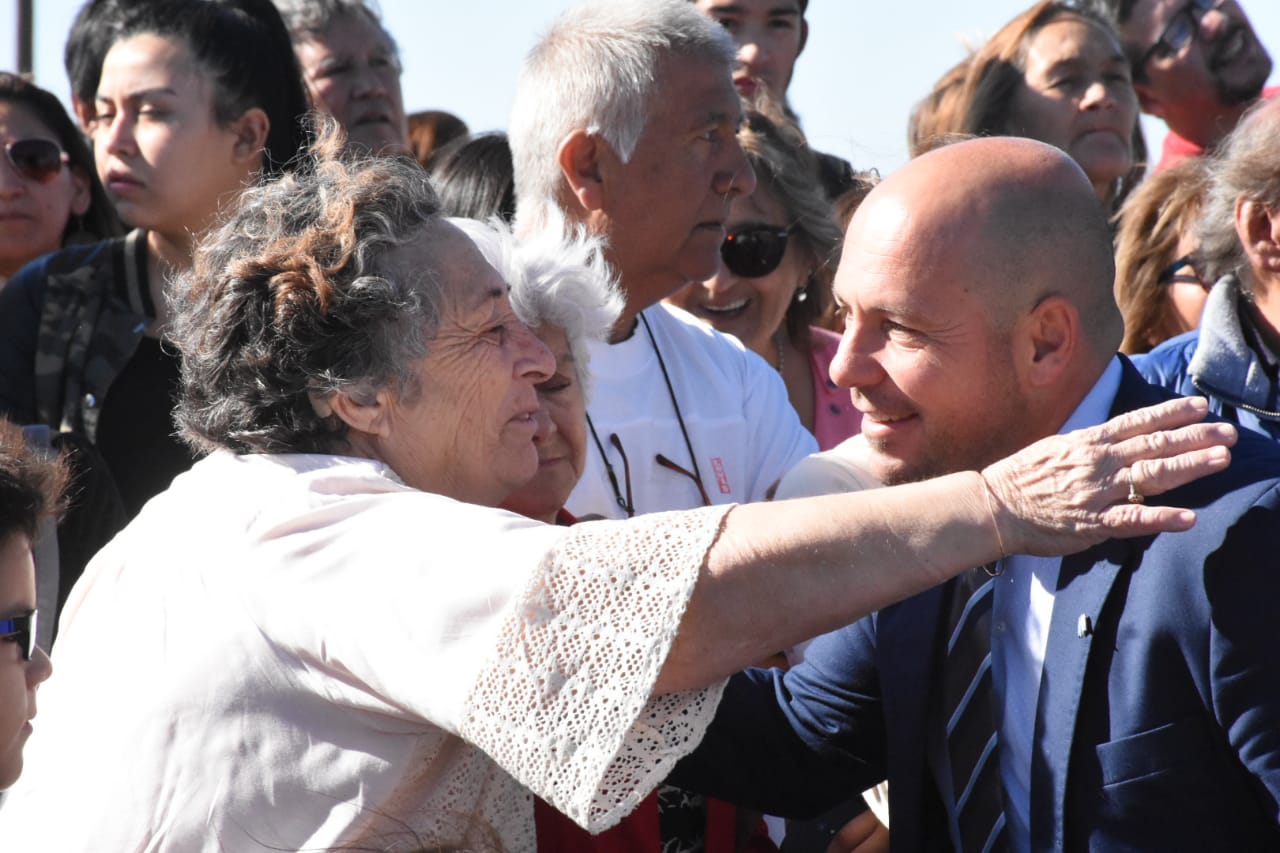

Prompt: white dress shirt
xmin=991 ymin=356 xmax=1123 ymax=852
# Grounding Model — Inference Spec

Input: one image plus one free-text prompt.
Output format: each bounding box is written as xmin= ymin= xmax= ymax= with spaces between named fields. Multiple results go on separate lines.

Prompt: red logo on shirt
xmin=711 ymin=457 xmax=731 ymax=494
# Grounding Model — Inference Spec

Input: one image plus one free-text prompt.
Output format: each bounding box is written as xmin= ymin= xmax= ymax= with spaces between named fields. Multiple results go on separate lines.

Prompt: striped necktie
xmin=941 ymin=565 xmax=1008 ymax=853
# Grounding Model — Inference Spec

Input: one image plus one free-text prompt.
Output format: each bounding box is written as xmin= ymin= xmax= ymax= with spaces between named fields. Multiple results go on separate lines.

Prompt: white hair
xmin=450 ymin=215 xmax=623 ymax=403
xmin=509 ymin=0 xmax=735 ymax=233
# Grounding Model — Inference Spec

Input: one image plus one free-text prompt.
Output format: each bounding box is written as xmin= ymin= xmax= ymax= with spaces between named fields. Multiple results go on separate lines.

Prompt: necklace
xmin=773 ymin=329 xmax=786 ymax=375
xmin=585 ymin=311 xmax=705 ymax=516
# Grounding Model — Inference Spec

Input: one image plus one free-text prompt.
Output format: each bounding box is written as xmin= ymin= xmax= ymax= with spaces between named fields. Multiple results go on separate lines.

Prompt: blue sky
xmin=4 ymin=0 xmax=1278 ymax=174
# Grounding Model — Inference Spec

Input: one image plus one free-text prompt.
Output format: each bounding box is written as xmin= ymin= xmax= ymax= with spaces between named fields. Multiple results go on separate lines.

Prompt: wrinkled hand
xmin=981 ymin=397 xmax=1236 ymax=557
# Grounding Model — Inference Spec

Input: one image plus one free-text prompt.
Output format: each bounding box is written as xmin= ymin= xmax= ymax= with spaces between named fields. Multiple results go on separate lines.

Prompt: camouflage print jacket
xmin=0 ymin=230 xmax=150 ymax=443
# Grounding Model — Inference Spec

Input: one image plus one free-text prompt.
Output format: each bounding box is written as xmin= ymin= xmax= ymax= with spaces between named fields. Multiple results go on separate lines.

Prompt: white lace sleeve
xmin=460 ymin=504 xmax=732 ymax=832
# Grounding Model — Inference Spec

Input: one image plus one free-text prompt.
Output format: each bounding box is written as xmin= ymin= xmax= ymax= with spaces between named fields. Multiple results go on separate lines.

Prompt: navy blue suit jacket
xmin=674 ymin=362 xmax=1280 ymax=851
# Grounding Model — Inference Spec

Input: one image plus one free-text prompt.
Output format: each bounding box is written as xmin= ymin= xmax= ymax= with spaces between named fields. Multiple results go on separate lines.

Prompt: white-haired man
xmin=510 ymin=0 xmax=817 ymax=525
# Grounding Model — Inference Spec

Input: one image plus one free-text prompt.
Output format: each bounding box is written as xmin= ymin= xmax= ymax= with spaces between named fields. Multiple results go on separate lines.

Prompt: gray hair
xmin=509 ymin=0 xmax=735 ymax=232
xmin=1196 ymin=99 xmax=1280 ymax=286
xmin=171 ymin=128 xmax=445 ymax=456
xmin=273 ymin=0 xmax=399 ymax=60
xmin=450 ymin=216 xmax=623 ymax=402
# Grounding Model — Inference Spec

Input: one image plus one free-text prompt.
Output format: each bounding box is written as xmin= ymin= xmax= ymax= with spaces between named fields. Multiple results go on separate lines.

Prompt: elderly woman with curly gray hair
xmin=0 ymin=126 xmax=1235 ymax=850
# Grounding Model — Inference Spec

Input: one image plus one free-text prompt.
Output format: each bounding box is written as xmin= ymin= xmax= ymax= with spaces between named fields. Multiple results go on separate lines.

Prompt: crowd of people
xmin=0 ymin=0 xmax=1277 ymax=851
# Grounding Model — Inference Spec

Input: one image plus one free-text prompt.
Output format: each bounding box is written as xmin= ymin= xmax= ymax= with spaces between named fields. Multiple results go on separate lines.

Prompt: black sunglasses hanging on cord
xmin=585 ymin=313 xmax=711 ymax=518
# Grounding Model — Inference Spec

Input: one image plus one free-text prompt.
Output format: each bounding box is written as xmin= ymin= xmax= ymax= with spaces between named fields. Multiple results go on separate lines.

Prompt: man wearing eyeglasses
xmin=1100 ymin=0 xmax=1273 ymax=171
xmin=670 ymin=136 xmax=1280 ymax=851
xmin=0 ymin=420 xmax=60 ymax=793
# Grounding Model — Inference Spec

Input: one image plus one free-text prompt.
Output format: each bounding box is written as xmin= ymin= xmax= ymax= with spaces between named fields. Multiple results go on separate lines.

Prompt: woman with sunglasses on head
xmin=667 ymin=99 xmax=862 ymax=450
xmin=1113 ymin=156 xmax=1211 ymax=354
xmin=0 ymin=0 xmax=310 ymax=526
xmin=0 ymin=73 xmax=121 ymax=289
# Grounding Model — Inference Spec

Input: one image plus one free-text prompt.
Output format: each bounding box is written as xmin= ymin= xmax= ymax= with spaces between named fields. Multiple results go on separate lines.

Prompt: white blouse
xmin=0 ymin=452 xmax=730 ymax=852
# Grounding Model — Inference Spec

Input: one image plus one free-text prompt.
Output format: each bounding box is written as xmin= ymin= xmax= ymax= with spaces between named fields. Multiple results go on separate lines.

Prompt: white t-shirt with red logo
xmin=568 ymin=303 xmax=817 ymax=519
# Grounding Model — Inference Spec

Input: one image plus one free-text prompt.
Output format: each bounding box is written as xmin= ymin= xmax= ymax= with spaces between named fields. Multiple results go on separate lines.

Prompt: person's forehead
xmin=0 ymin=533 xmax=35 ymax=613
xmin=839 ymin=193 xmax=980 ymax=308
xmin=0 ymin=102 xmax=59 ymax=143
xmin=306 ymin=11 xmax=393 ymax=55
xmin=649 ymin=54 xmax=740 ymax=125
xmin=696 ymin=0 xmax=805 ymax=14
xmin=1121 ymin=0 xmax=1186 ymax=47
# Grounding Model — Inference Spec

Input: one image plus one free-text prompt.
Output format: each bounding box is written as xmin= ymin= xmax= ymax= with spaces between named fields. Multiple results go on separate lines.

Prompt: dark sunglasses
xmin=1135 ymin=0 xmax=1220 ymax=79
xmin=0 ymin=610 xmax=37 ymax=662
xmin=4 ymin=138 xmax=69 ymax=184
xmin=721 ymin=225 xmax=792 ymax=278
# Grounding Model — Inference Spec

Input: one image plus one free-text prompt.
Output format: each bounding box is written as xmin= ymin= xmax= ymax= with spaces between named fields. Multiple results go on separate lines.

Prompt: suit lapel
xmin=1029 ymin=361 xmax=1153 ymax=850
xmin=1030 ymin=539 xmax=1134 ymax=851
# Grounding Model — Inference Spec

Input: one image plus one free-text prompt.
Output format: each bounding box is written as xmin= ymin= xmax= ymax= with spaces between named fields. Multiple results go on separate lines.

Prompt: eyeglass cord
xmin=585 ymin=311 xmax=707 ymax=517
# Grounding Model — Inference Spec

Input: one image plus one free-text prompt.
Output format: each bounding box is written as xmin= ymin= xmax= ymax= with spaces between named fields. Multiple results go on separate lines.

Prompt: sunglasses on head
xmin=4 ymin=138 xmax=69 ymax=184
xmin=721 ymin=225 xmax=792 ymax=278
xmin=0 ymin=610 xmax=37 ymax=662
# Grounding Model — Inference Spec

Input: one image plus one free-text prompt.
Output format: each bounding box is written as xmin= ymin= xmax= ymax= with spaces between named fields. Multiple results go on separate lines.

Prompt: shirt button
xmin=82 ymin=393 xmax=98 ymax=409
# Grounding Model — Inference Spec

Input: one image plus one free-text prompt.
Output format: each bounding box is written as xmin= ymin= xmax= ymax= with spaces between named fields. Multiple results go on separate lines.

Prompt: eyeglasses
xmin=590 ymin=431 xmax=712 ymax=518
xmin=3 ymin=138 xmax=69 ymax=184
xmin=0 ymin=611 xmax=37 ymax=662
xmin=1157 ymin=253 xmax=1208 ymax=289
xmin=721 ymin=225 xmax=792 ymax=278
xmin=1135 ymin=0 xmax=1222 ymax=79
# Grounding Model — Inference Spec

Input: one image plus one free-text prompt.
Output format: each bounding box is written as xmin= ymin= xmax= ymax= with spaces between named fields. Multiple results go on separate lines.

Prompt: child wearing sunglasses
xmin=0 ymin=419 xmax=64 ymax=790
xmin=0 ymin=73 xmax=121 ymax=287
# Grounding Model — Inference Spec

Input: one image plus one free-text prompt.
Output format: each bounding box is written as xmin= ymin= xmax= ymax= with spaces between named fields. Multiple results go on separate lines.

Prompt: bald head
xmin=831 ymin=138 xmax=1125 ymax=482
xmin=857 ymin=137 xmax=1122 ymax=359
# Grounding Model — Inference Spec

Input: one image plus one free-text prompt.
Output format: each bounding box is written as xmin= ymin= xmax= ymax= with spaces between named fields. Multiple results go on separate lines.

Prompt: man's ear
xmin=1236 ymin=199 xmax=1280 ymax=274
xmin=229 ymin=107 xmax=271 ymax=169
xmin=1019 ymin=295 xmax=1078 ymax=388
xmin=1134 ymin=81 xmax=1166 ymax=120
xmin=557 ymin=129 xmax=606 ymax=213
xmin=327 ymin=386 xmax=394 ymax=439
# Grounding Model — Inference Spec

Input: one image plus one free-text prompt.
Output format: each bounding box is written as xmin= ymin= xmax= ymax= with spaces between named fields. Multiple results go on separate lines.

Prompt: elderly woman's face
xmin=1006 ymin=18 xmax=1138 ymax=198
xmin=294 ymin=12 xmax=410 ymax=156
xmin=499 ymin=324 xmax=588 ymax=523
xmin=371 ymin=223 xmax=554 ymax=505
xmin=0 ymin=101 xmax=90 ymax=278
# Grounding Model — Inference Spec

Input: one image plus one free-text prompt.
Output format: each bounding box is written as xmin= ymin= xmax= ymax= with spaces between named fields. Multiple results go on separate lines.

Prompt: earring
xmin=794 ymin=285 xmax=808 ymax=303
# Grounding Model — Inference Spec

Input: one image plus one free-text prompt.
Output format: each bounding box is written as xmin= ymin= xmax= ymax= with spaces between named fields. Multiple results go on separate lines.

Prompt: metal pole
xmin=17 ymin=0 xmax=35 ymax=76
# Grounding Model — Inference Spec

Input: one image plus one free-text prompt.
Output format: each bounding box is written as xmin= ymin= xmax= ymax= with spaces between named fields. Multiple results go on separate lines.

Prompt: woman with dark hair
xmin=0 ymin=128 xmax=1229 ymax=851
xmin=924 ymin=0 xmax=1143 ymax=210
xmin=430 ymin=132 xmax=518 ymax=223
xmin=0 ymin=0 xmax=311 ymax=521
xmin=0 ymin=73 xmax=121 ymax=286
xmin=667 ymin=100 xmax=860 ymax=449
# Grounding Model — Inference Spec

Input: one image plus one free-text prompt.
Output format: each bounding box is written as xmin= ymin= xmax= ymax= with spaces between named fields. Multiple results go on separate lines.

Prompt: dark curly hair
xmin=171 ymin=126 xmax=446 ymax=455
